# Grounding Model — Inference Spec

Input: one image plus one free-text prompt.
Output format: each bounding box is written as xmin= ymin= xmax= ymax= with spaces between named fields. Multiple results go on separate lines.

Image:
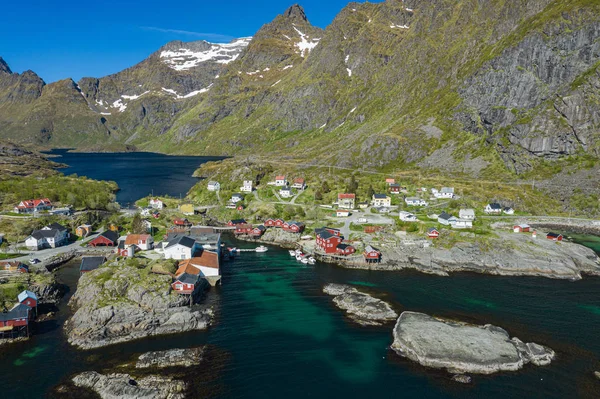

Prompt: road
xmin=9 ymin=230 xmax=104 ymax=263
xmin=338 ymin=207 xmax=395 ymax=238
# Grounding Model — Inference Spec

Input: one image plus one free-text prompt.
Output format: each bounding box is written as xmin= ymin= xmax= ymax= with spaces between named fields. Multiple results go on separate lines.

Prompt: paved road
xmin=9 ymin=230 xmax=104 ymax=263
xmin=338 ymin=207 xmax=395 ymax=238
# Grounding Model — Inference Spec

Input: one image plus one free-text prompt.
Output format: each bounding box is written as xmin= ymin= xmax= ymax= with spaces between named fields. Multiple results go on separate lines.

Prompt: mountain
xmin=1 ymin=1 xmax=599 ymax=198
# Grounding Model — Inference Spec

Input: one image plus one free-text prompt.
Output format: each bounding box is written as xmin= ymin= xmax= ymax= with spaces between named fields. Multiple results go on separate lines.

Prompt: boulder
xmin=72 ymin=371 xmax=186 ymax=399
xmin=391 ymin=311 xmax=555 ymax=375
xmin=323 ymin=283 xmax=397 ymax=326
xmin=136 ymin=347 xmax=205 ymax=369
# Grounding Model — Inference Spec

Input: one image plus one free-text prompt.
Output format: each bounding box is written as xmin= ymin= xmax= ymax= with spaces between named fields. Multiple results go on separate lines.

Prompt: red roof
xmin=125 ymin=234 xmax=151 ymax=245
xmin=338 ymin=193 xmax=356 ymax=199
xmin=17 ymin=198 xmax=51 ymax=209
xmin=294 ymin=178 xmax=305 ymax=184
xmin=276 ymin=175 xmax=285 ymax=180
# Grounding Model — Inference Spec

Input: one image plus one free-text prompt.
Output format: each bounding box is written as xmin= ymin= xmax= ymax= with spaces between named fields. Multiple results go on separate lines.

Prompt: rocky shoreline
xmin=72 ymin=371 xmax=186 ymax=399
xmin=136 ymin=347 xmax=205 ymax=369
xmin=323 ymin=284 xmax=397 ymax=326
xmin=236 ymin=228 xmax=301 ymax=248
xmin=391 ymin=311 xmax=555 ymax=376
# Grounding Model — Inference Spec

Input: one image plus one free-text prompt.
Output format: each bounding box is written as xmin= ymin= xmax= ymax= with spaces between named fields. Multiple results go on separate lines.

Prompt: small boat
xmin=295 ymin=249 xmax=303 ymax=255
xmin=289 ymin=250 xmax=296 ymax=256
xmin=308 ymin=257 xmax=316 ymax=265
xmin=300 ymin=235 xmax=312 ymax=240
xmin=227 ymin=247 xmax=238 ymax=254
xmin=255 ymin=246 xmax=268 ymax=253
xmin=301 ymin=258 xmax=309 ymax=264
xmin=296 ymin=254 xmax=304 ymax=261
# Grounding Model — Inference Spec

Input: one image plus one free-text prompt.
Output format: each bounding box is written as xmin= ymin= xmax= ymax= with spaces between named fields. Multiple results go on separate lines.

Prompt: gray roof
xmin=441 ymin=187 xmax=454 ymax=193
xmin=99 ymin=230 xmax=119 ymax=243
xmin=0 ymin=303 xmax=30 ymax=321
xmin=488 ymin=203 xmax=502 ymax=209
xmin=176 ymin=273 xmax=199 ymax=285
xmin=31 ymin=229 xmax=59 ymax=239
xmin=166 ymin=235 xmax=196 ymax=249
xmin=364 ymin=245 xmax=380 ymax=253
xmin=373 ymin=194 xmax=388 ymax=199
xmin=80 ymin=257 xmax=106 ymax=272
xmin=438 ymin=212 xmax=454 ymax=220
xmin=48 ymin=222 xmax=67 ymax=231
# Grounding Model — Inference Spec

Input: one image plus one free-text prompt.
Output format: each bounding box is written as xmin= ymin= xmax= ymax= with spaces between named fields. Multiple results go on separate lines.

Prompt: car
xmin=29 ymin=258 xmax=41 ymax=265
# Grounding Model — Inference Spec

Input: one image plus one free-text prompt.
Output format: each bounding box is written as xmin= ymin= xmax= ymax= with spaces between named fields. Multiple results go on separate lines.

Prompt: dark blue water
xmin=0 ymin=240 xmax=598 ymax=398
xmin=45 ymin=149 xmax=224 ymax=205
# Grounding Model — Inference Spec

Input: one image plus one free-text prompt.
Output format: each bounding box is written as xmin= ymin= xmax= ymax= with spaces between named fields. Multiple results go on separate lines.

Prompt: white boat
xmin=301 ymin=258 xmax=309 ymax=264
xmin=289 ymin=250 xmax=296 ymax=256
xmin=295 ymin=249 xmax=302 ymax=255
xmin=308 ymin=257 xmax=316 ymax=264
xmin=295 ymin=254 xmax=304 ymax=261
xmin=301 ymin=235 xmax=312 ymax=240
xmin=255 ymin=246 xmax=268 ymax=253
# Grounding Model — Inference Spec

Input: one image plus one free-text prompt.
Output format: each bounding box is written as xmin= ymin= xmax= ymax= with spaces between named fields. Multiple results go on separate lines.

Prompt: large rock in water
xmin=72 ymin=371 xmax=185 ymax=399
xmin=136 ymin=347 xmax=205 ymax=369
xmin=66 ymin=263 xmax=212 ymax=349
xmin=391 ymin=311 xmax=555 ymax=374
xmin=323 ymin=284 xmax=398 ymax=326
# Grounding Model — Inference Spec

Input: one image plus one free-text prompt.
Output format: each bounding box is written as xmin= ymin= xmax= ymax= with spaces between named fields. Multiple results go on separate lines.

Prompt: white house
xmin=485 ymin=203 xmax=502 ymax=214
xmin=435 ymin=187 xmax=455 ymax=199
xmin=207 ymin=181 xmax=220 ymax=191
xmin=503 ymin=207 xmax=515 ymax=215
xmin=405 ymin=197 xmax=428 ymax=207
xmin=459 ymin=209 xmax=476 ymax=220
xmin=140 ymin=207 xmax=152 ymax=217
xmin=438 ymin=212 xmax=457 ymax=226
xmin=231 ymin=193 xmax=244 ymax=203
xmin=453 ymin=219 xmax=473 ymax=229
xmin=280 ymin=187 xmax=293 ymax=198
xmin=399 ymin=211 xmax=417 ymax=222
xmin=275 ymin=175 xmax=287 ymax=186
xmin=372 ymin=194 xmax=391 ymax=208
xmin=163 ymin=236 xmax=199 ymax=260
xmin=26 ymin=223 xmax=69 ymax=250
xmin=291 ymin=178 xmax=306 ymax=190
xmin=240 ymin=180 xmax=253 ymax=193
xmin=149 ymin=198 xmax=164 ymax=209
xmin=125 ymin=234 xmax=154 ymax=251
xmin=336 ymin=209 xmax=351 ymax=217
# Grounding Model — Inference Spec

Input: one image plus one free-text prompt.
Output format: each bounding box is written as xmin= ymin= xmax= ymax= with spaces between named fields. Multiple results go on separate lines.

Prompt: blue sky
xmin=0 ymin=0 xmax=367 ymax=83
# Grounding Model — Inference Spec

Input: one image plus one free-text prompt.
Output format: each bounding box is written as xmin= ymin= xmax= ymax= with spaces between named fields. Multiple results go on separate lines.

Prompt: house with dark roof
xmin=485 ymin=203 xmax=503 ymax=214
xmin=171 ymin=273 xmax=200 ymax=294
xmin=363 ymin=245 xmax=381 ymax=262
xmin=163 ymin=235 xmax=199 ymax=260
xmin=283 ymin=221 xmax=305 ymax=233
xmin=88 ymin=230 xmax=119 ymax=247
xmin=438 ymin=212 xmax=457 ymax=226
xmin=427 ymin=228 xmax=440 ymax=238
xmin=79 ymin=257 xmax=107 ymax=274
xmin=335 ymin=243 xmax=356 ymax=256
xmin=25 ymin=223 xmax=69 ymax=250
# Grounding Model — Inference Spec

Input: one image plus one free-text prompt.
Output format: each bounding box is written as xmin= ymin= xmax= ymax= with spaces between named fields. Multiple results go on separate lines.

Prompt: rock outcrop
xmin=136 ymin=347 xmax=205 ymax=369
xmin=66 ymin=262 xmax=212 ymax=349
xmin=391 ymin=311 xmax=555 ymax=375
xmin=72 ymin=371 xmax=186 ymax=399
xmin=323 ymin=284 xmax=397 ymax=326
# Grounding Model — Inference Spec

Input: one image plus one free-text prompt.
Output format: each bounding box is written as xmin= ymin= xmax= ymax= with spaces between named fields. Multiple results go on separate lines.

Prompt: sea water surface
xmin=45 ymin=149 xmax=224 ymax=205
xmin=0 ymin=239 xmax=598 ymax=398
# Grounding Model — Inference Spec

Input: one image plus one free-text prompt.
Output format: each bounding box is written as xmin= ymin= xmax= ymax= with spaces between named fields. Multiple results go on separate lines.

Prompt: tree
xmin=0 ymin=241 xmax=8 ymax=255
xmin=314 ymin=190 xmax=323 ymax=201
xmin=131 ymin=214 xmax=145 ymax=234
xmin=346 ymin=175 xmax=358 ymax=194
xmin=367 ymin=185 xmax=375 ymax=199
xmin=321 ymin=181 xmax=330 ymax=194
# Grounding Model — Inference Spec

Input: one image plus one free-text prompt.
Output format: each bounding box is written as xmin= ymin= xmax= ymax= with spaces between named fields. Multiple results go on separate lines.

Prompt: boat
xmin=255 ymin=246 xmax=268 ymax=253
xmin=289 ymin=250 xmax=296 ymax=256
xmin=227 ymin=247 xmax=238 ymax=254
xmin=308 ymin=257 xmax=316 ymax=265
xmin=300 ymin=235 xmax=313 ymax=240
xmin=301 ymin=258 xmax=309 ymax=264
xmin=295 ymin=254 xmax=304 ymax=261
xmin=295 ymin=249 xmax=303 ymax=255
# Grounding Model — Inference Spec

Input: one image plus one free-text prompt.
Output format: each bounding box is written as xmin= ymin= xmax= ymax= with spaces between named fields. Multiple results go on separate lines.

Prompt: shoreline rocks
xmin=391 ymin=311 xmax=555 ymax=375
xmin=136 ymin=347 xmax=205 ymax=369
xmin=72 ymin=371 xmax=186 ymax=399
xmin=323 ymin=284 xmax=397 ymax=326
xmin=65 ymin=263 xmax=213 ymax=350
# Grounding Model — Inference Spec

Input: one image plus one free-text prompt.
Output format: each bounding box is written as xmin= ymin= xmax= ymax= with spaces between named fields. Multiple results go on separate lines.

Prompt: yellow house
xmin=179 ymin=204 xmax=195 ymax=216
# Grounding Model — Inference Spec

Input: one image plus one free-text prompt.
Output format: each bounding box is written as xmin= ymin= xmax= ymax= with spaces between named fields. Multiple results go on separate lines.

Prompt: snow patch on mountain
xmin=160 ymin=37 xmax=252 ymax=71
xmin=292 ymin=26 xmax=320 ymax=57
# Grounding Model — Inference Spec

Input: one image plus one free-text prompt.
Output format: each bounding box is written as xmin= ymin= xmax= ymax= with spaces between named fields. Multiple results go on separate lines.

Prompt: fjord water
xmin=46 ymin=149 xmax=224 ymax=205
xmin=0 ymin=241 xmax=599 ymax=398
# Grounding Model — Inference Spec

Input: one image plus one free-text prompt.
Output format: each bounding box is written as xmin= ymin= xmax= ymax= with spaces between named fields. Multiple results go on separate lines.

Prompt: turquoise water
xmin=0 ymin=240 xmax=598 ymax=398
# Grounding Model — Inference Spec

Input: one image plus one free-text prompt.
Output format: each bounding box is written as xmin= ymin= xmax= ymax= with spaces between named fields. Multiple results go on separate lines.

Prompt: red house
xmin=171 ymin=273 xmax=200 ymax=295
xmin=427 ymin=228 xmax=440 ymax=239
xmin=250 ymin=225 xmax=266 ymax=237
xmin=88 ymin=230 xmax=119 ymax=247
xmin=17 ymin=290 xmax=38 ymax=308
xmin=173 ymin=218 xmax=191 ymax=227
xmin=234 ymin=224 xmax=253 ymax=235
xmin=316 ymin=230 xmax=344 ymax=254
xmin=336 ymin=243 xmax=356 ymax=256
xmin=1 ymin=261 xmax=28 ymax=273
xmin=385 ymin=178 xmax=395 ymax=185
xmin=363 ymin=245 xmax=382 ymax=263
xmin=228 ymin=219 xmax=247 ymax=226
xmin=513 ymin=224 xmax=531 ymax=233
xmin=546 ymin=232 xmax=563 ymax=241
xmin=283 ymin=221 xmax=305 ymax=233
xmin=14 ymin=198 xmax=52 ymax=214
xmin=0 ymin=303 xmax=31 ymax=334
xmin=389 ymin=184 xmax=401 ymax=194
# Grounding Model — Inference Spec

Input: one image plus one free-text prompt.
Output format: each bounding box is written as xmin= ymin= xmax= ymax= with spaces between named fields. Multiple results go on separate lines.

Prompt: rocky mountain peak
xmin=284 ymin=4 xmax=308 ymax=22
xmin=0 ymin=57 xmax=12 ymax=74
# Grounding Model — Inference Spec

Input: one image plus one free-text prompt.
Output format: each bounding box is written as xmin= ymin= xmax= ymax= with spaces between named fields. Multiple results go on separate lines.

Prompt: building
xmin=76 ymin=224 xmax=93 ymax=238
xmin=234 ymin=224 xmax=253 ymax=235
xmin=503 ymin=207 xmax=515 ymax=215
xmin=207 ymin=181 xmax=220 ymax=191
xmin=17 ymin=290 xmax=38 ymax=309
xmin=125 ymin=234 xmax=154 ymax=251
xmin=1 ymin=261 xmax=28 ymax=273
xmin=363 ymin=245 xmax=382 ymax=263
xmin=279 ymin=187 xmax=293 ymax=198
xmin=337 ymin=193 xmax=356 ymax=209
xmin=14 ymin=198 xmax=52 ymax=214
xmin=173 ymin=218 xmax=192 ymax=227
xmin=315 ymin=227 xmax=342 ymax=237
xmin=179 ymin=204 xmax=195 ymax=216
xmin=291 ymin=178 xmax=306 ymax=190
xmin=228 ymin=219 xmax=247 ymax=226
xmin=385 ymin=178 xmax=396 ymax=185
xmin=372 ymin=194 xmax=391 ymax=208
xmin=26 ymin=223 xmax=69 ymax=250
xmin=336 ymin=209 xmax=351 ymax=217
xmin=459 ymin=209 xmax=476 ymax=220
xmin=283 ymin=221 xmax=305 ymax=233
xmin=250 ymin=225 xmax=267 ymax=237
xmin=427 ymin=228 xmax=440 ymax=239
xmin=275 ymin=175 xmax=287 ymax=186
xmin=315 ymin=229 xmax=344 ymax=254
xmin=435 ymin=187 xmax=455 ymax=199
xmin=438 ymin=212 xmax=457 ymax=226
xmin=485 ymin=203 xmax=503 ymax=214
xmin=79 ymin=256 xmax=107 ymax=274
xmin=88 ymin=230 xmax=119 ymax=247
xmin=171 ymin=273 xmax=200 ymax=294
xmin=149 ymin=198 xmax=164 ymax=209
xmin=240 ymin=180 xmax=254 ymax=193
xmin=176 ymin=251 xmax=220 ymax=285
xmin=164 ymin=235 xmax=200 ymax=260
xmin=335 ymin=243 xmax=356 ymax=256
xmin=0 ymin=303 xmax=31 ymax=336
xmin=546 ymin=232 xmax=563 ymax=241
xmin=405 ymin=197 xmax=428 ymax=207
xmin=231 ymin=193 xmax=244 ymax=203
xmin=389 ymin=184 xmax=401 ymax=194
xmin=399 ymin=211 xmax=417 ymax=222
xmin=513 ymin=224 xmax=531 ymax=233
xmin=453 ymin=219 xmax=473 ymax=229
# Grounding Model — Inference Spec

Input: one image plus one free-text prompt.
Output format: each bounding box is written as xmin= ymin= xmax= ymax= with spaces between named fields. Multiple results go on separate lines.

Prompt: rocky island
xmin=136 ymin=347 xmax=205 ymax=369
xmin=65 ymin=260 xmax=212 ymax=350
xmin=323 ymin=283 xmax=397 ymax=326
xmin=72 ymin=371 xmax=186 ymax=399
xmin=391 ymin=311 xmax=555 ymax=376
